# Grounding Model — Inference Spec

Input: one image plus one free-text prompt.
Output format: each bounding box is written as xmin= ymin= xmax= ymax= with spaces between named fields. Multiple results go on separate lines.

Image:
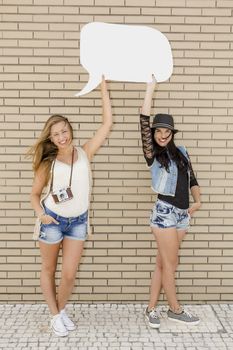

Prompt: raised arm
xmin=141 ymin=75 xmax=157 ymax=116
xmin=140 ymin=76 xmax=158 ymax=166
xmin=83 ymin=77 xmax=112 ymax=160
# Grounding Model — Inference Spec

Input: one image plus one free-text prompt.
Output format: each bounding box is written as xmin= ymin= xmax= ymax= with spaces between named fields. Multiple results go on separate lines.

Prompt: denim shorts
xmin=150 ymin=199 xmax=190 ymax=231
xmin=38 ymin=206 xmax=88 ymax=244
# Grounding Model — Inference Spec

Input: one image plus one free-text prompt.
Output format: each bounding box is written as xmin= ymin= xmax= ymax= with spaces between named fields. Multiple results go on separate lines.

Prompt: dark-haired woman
xmin=140 ymin=77 xmax=201 ymax=328
xmin=28 ymin=78 xmax=112 ymax=336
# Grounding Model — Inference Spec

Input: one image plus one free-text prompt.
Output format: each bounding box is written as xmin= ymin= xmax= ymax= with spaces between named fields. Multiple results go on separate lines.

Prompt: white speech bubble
xmin=76 ymin=22 xmax=173 ymax=96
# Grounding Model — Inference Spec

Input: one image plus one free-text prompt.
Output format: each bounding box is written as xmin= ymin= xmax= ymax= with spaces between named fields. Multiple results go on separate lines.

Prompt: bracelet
xmin=38 ymin=212 xmax=45 ymax=220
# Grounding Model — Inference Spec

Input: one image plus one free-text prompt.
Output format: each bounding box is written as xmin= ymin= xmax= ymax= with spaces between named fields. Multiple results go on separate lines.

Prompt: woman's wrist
xmin=193 ymin=201 xmax=201 ymax=210
xmin=38 ymin=211 xmax=45 ymax=219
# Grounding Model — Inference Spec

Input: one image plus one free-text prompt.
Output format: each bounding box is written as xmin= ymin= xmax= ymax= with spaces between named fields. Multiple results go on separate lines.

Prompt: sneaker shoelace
xmin=149 ymin=308 xmax=159 ymax=319
xmin=182 ymin=310 xmax=194 ymax=319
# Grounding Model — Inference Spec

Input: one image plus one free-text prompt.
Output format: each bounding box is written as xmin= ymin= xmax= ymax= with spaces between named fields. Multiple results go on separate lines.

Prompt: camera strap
xmin=50 ymin=147 xmax=74 ymax=193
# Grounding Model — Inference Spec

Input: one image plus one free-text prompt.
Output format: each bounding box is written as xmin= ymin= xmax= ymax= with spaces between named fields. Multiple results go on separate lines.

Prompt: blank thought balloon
xmin=75 ymin=22 xmax=173 ymax=97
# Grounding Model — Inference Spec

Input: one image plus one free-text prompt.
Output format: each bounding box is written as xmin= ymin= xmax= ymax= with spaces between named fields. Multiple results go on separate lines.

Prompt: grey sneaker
xmin=145 ymin=307 xmax=160 ymax=328
xmin=167 ymin=308 xmax=200 ymax=325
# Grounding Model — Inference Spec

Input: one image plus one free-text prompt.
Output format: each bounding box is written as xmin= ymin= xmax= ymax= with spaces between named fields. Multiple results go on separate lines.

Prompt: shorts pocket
xmin=78 ymin=211 xmax=88 ymax=224
xmin=41 ymin=222 xmax=56 ymax=227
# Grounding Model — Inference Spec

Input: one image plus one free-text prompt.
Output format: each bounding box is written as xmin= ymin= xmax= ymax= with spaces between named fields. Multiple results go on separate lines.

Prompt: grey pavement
xmin=0 ymin=303 xmax=233 ymax=349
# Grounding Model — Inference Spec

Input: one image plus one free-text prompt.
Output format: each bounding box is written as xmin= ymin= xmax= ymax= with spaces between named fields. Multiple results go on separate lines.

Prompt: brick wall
xmin=1 ymin=0 xmax=233 ymax=303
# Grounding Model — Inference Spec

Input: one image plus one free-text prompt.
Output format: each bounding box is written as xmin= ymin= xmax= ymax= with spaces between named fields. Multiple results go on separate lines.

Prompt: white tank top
xmin=44 ymin=147 xmax=90 ymax=217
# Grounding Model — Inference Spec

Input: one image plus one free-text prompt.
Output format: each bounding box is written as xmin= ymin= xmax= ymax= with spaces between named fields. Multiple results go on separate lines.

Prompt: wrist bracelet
xmin=38 ymin=212 xmax=45 ymax=219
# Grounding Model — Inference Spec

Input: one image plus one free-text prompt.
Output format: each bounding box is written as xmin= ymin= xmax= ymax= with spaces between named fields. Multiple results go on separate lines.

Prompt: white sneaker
xmin=50 ymin=314 xmax=68 ymax=337
xmin=60 ymin=309 xmax=76 ymax=331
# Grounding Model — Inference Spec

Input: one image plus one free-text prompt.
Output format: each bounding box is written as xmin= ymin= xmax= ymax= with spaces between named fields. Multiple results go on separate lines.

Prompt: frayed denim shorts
xmin=38 ymin=206 xmax=88 ymax=244
xmin=150 ymin=199 xmax=190 ymax=231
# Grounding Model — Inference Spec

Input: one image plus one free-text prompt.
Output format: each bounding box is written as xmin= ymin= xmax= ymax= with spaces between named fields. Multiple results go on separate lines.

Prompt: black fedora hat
xmin=151 ymin=113 xmax=178 ymax=134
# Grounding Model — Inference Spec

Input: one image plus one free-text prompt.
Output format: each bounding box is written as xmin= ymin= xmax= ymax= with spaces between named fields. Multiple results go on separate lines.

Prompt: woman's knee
xmin=61 ymin=270 xmax=77 ymax=285
xmin=158 ymin=251 xmax=178 ymax=271
xmin=41 ymin=262 xmax=56 ymax=277
xmin=162 ymin=258 xmax=178 ymax=273
xmin=156 ymin=253 xmax=177 ymax=271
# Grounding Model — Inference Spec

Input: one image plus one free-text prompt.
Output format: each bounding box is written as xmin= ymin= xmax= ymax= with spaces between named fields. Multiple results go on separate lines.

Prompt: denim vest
xmin=150 ymin=146 xmax=189 ymax=197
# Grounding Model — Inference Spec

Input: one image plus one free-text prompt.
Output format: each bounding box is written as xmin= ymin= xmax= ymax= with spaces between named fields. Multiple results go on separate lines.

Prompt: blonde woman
xmin=28 ymin=78 xmax=112 ymax=336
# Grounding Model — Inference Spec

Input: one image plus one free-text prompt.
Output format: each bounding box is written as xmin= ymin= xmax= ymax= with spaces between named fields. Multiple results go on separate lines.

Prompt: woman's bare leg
xmin=148 ymin=228 xmax=186 ymax=311
xmin=39 ymin=241 xmax=61 ymax=315
xmin=57 ymin=239 xmax=84 ymax=311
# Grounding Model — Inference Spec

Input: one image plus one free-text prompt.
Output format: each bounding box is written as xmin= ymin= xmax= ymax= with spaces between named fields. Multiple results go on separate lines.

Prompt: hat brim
xmin=151 ymin=127 xmax=178 ymax=134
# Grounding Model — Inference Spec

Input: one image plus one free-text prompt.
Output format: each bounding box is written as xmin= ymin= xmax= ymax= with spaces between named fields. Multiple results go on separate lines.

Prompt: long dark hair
xmin=153 ymin=132 xmax=189 ymax=172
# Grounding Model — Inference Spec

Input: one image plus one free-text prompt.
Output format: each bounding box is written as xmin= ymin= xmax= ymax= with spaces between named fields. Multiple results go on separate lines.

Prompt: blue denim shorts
xmin=150 ymin=199 xmax=190 ymax=231
xmin=38 ymin=206 xmax=88 ymax=244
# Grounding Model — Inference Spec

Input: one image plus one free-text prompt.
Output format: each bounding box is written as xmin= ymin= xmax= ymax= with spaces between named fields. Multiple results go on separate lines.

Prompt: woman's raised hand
xmin=147 ymin=74 xmax=157 ymax=92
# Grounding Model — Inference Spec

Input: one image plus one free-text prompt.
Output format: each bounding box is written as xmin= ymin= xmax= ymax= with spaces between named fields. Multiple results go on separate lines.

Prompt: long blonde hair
xmin=27 ymin=115 xmax=73 ymax=185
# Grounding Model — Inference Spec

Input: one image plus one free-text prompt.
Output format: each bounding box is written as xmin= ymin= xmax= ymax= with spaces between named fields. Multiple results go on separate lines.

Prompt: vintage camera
xmin=52 ymin=187 xmax=73 ymax=204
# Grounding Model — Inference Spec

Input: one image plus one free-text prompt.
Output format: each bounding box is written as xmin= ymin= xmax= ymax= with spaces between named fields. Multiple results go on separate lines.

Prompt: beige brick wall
xmin=1 ymin=0 xmax=232 ymax=303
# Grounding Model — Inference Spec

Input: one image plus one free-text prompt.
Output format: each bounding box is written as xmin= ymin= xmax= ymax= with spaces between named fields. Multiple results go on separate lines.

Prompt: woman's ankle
xmin=147 ymin=304 xmax=156 ymax=312
xmin=169 ymin=305 xmax=183 ymax=314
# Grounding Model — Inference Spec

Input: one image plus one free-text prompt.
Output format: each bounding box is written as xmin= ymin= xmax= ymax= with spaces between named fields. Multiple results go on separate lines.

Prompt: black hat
xmin=151 ymin=113 xmax=178 ymax=134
